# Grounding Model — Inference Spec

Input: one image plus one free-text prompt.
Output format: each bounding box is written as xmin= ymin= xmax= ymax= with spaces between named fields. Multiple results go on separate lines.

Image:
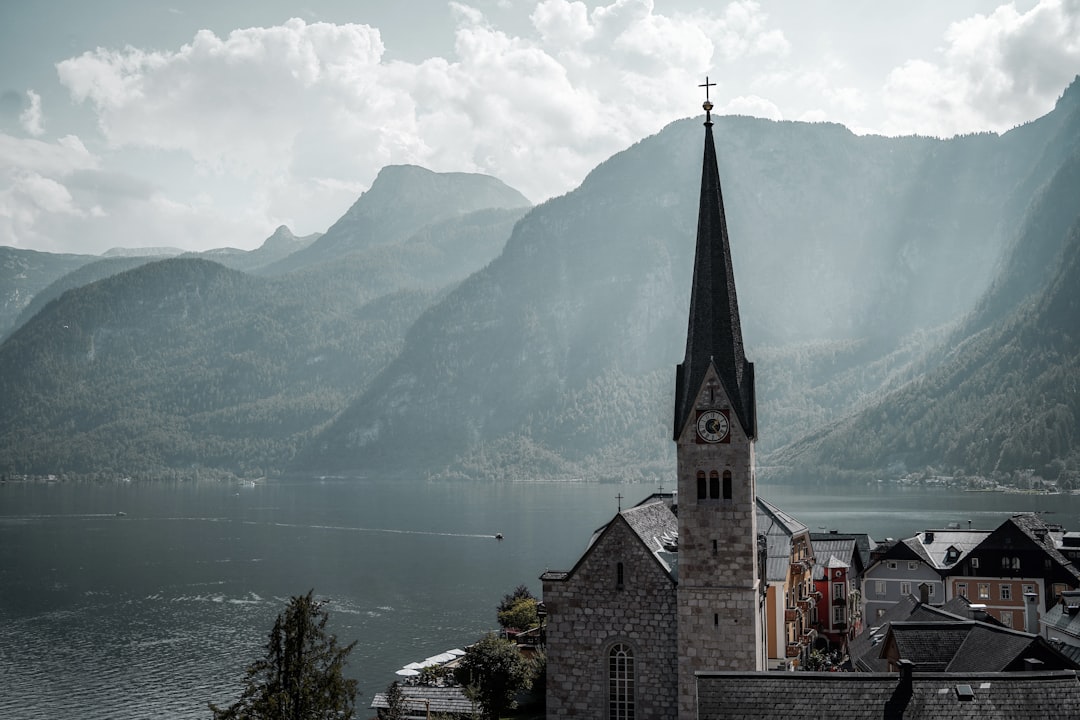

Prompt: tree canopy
xmin=209 ymin=590 xmax=358 ymax=720
xmin=455 ymin=633 xmax=534 ymax=720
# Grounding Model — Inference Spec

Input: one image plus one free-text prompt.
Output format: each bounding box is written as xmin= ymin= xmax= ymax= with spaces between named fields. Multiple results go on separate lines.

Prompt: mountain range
xmin=2 ymin=79 xmax=1079 ymax=485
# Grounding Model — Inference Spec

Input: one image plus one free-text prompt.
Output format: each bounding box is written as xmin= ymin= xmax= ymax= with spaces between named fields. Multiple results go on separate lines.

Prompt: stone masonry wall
xmin=543 ymin=518 xmax=678 ymax=719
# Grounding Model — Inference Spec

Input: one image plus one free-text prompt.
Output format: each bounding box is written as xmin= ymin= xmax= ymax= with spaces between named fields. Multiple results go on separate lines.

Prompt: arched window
xmin=696 ymin=471 xmax=706 ymax=500
xmin=608 ymin=643 xmax=635 ymax=720
xmin=723 ymin=470 xmax=732 ymax=500
xmin=709 ymin=471 xmax=720 ymax=499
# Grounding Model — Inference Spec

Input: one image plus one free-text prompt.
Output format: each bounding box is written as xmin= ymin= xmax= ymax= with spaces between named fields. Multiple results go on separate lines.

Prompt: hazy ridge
xmin=2 ymin=79 xmax=1080 ymax=484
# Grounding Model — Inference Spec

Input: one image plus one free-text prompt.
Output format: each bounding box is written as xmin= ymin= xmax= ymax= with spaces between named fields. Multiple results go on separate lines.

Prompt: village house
xmin=758 ymin=498 xmax=815 ymax=668
xmin=943 ymin=513 xmax=1080 ymax=629
xmin=810 ymin=531 xmax=866 ymax=650
xmin=862 ymin=538 xmax=948 ymax=622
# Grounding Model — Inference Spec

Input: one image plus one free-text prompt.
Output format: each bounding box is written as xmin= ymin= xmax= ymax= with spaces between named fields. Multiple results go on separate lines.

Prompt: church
xmin=540 ymin=83 xmax=766 ymax=720
xmin=539 ymin=83 xmax=1080 ymax=720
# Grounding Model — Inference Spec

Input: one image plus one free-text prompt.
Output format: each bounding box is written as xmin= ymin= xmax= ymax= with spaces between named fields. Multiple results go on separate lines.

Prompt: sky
xmin=1 ymin=0 xmax=1078 ymax=256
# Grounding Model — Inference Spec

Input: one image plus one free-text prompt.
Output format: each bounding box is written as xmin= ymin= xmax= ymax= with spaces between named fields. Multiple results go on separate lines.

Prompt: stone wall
xmin=542 ymin=516 xmax=678 ymax=719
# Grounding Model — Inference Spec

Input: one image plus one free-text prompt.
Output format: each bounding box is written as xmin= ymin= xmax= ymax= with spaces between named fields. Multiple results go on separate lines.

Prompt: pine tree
xmin=209 ymin=590 xmax=358 ymax=720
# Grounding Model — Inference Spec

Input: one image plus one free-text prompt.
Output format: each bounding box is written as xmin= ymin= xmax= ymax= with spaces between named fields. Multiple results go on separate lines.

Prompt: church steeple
xmin=673 ymin=80 xmax=756 ymax=441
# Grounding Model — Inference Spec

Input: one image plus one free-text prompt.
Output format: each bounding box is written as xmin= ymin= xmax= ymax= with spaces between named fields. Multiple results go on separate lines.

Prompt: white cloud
xmin=882 ymin=0 xmax=1080 ymax=136
xmin=19 ymin=90 xmax=45 ymax=136
xmin=36 ymin=0 xmax=1079 ymax=255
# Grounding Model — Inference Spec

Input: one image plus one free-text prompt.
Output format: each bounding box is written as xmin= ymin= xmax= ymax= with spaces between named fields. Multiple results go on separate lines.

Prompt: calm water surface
xmin=1 ymin=477 xmax=1076 ymax=719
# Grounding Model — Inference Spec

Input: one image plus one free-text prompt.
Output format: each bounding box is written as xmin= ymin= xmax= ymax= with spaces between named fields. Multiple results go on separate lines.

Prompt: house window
xmin=709 ymin=471 xmax=720 ymax=500
xmin=875 ymin=581 xmax=886 ymax=596
xmin=876 ymin=608 xmax=887 ymax=620
xmin=900 ymin=582 xmax=911 ymax=596
xmin=608 ymin=644 xmax=635 ymax=720
xmin=1000 ymin=611 xmax=1013 ymax=628
xmin=908 ymin=562 xmax=918 ymax=570
xmin=978 ymin=583 xmax=990 ymax=599
xmin=616 ymin=562 xmax=624 ymax=589
xmin=832 ymin=606 xmax=845 ymax=625
xmin=887 ymin=561 xmax=898 ymax=570
xmin=1023 ymin=584 xmax=1035 ymax=596
xmin=1000 ymin=584 xmax=1011 ymax=601
xmin=696 ymin=472 xmax=706 ymax=500
xmin=928 ymin=584 xmax=935 ymax=597
xmin=722 ymin=470 xmax=732 ymax=500
xmin=971 ymin=557 xmax=979 ymax=569
xmin=957 ymin=583 xmax=968 ymax=598
xmin=833 ymin=582 xmax=845 ymax=600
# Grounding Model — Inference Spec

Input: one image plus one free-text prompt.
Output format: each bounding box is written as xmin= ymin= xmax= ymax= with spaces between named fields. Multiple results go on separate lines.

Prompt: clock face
xmin=696 ymin=410 xmax=730 ymax=443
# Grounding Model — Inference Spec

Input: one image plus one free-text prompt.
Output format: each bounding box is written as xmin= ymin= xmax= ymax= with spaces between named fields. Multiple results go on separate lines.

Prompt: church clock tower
xmin=674 ymin=80 xmax=764 ymax=719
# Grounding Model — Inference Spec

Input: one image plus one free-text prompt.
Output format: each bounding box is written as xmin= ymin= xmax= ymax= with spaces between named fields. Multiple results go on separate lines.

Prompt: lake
xmin=1 ymin=477 xmax=1075 ymax=719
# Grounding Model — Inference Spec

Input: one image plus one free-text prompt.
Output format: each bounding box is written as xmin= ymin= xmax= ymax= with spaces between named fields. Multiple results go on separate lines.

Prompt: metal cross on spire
xmin=699 ymin=76 xmax=716 ymax=101
xmin=616 ymin=493 xmax=624 ymax=512
xmin=699 ymin=75 xmax=716 ymax=121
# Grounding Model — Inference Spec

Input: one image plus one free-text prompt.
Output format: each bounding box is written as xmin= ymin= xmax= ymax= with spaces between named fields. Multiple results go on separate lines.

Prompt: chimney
xmin=885 ymin=660 xmax=916 ymax=717
xmin=1024 ymin=592 xmax=1039 ymax=635
xmin=919 ymin=582 xmax=930 ymax=605
xmin=897 ymin=659 xmax=914 ymax=692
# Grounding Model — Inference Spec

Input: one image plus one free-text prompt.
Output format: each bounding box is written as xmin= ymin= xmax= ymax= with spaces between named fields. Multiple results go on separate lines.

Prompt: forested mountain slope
xmin=304 ymin=81 xmax=1080 ymax=482
xmin=769 ymin=103 xmax=1080 ymax=485
xmin=0 ymin=173 xmax=530 ymax=479
xmin=0 ymin=247 xmax=96 ymax=338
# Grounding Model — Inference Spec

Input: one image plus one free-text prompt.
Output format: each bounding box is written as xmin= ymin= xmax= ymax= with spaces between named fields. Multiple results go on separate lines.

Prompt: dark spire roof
xmin=673 ymin=92 xmax=756 ymax=440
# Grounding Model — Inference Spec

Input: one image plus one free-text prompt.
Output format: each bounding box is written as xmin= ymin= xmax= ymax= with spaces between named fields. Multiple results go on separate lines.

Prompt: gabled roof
xmin=541 ymin=498 xmax=679 ymax=583
xmin=810 ymin=534 xmax=858 ymax=581
xmin=885 ymin=620 xmax=1079 ymax=673
xmin=956 ymin=513 xmax=1080 ymax=584
xmin=696 ymin=670 xmax=1080 ymax=719
xmin=673 ymin=109 xmax=755 ymax=441
xmin=849 ymin=596 xmax=978 ymax=672
xmin=868 ymin=538 xmax=929 ymax=569
xmin=1042 ymin=590 xmax=1080 ymax=640
xmin=370 ymin=686 xmax=475 ymax=716
xmin=757 ymin=496 xmax=809 ymax=583
xmin=913 ymin=530 xmax=988 ymax=570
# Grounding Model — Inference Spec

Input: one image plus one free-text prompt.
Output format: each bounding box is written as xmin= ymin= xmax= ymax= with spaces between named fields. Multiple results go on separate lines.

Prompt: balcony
xmin=785 ymin=608 xmax=798 ymax=623
xmin=786 ymin=643 xmax=801 ymax=658
xmin=797 ymin=598 xmax=815 ymax=613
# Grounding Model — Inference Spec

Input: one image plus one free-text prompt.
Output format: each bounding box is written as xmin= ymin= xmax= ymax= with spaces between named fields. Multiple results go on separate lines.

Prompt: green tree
xmin=496 ymin=585 xmax=534 ymax=617
xmin=381 ymin=681 xmax=407 ymax=720
xmin=455 ymin=633 xmax=533 ymax=720
xmin=209 ymin=590 xmax=358 ymax=720
xmin=496 ymin=596 xmax=538 ymax=631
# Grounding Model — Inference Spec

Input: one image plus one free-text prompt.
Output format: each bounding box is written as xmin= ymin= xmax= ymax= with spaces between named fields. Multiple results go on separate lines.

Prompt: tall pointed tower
xmin=675 ymin=81 xmax=764 ymax=719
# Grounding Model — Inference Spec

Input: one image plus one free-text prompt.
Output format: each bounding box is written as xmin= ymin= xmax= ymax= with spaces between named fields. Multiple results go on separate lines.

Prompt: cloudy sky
xmin=1 ymin=0 xmax=1078 ymax=255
